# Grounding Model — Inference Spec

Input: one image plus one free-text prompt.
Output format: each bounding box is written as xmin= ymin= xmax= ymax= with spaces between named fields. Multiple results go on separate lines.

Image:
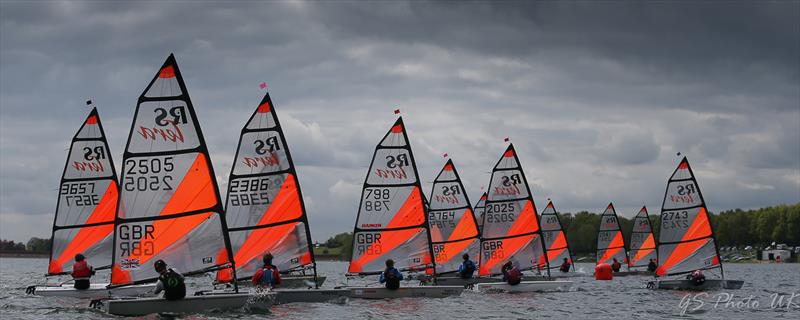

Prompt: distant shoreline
xmin=0 ymin=251 xmax=48 ymax=258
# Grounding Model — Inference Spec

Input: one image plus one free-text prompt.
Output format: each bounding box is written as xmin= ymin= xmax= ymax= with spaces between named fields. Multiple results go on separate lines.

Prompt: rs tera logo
xmin=154 ymin=106 xmax=188 ymax=126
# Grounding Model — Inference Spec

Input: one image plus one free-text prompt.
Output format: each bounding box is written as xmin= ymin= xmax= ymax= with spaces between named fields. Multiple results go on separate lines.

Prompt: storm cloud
xmin=1 ymin=1 xmax=798 ymax=243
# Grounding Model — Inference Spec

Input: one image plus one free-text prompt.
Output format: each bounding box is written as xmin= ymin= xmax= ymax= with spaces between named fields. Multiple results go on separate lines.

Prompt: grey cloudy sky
xmin=1 ymin=1 xmax=798 ymax=243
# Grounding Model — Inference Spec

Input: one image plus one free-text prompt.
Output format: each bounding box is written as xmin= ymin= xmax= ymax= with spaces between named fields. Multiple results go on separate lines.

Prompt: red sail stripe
xmin=252 ymin=174 xmax=303 ymax=226
xmin=630 ymin=234 xmax=656 ymax=266
xmin=391 ymin=124 xmax=403 ymax=133
xmin=479 ymin=234 xmax=535 ymax=275
xmin=656 ymin=208 xmax=714 ymax=275
xmin=216 ymin=222 xmax=298 ymax=283
xmin=545 ymin=231 xmax=567 ymax=263
xmin=49 ymin=183 xmax=118 ymax=273
xmin=436 ymin=238 xmax=477 ymax=266
xmin=112 ymin=154 xmax=220 ymax=284
xmin=447 ymin=208 xmax=478 ymax=241
xmin=348 ymin=228 xmax=425 ymax=273
xmin=257 ymin=101 xmax=271 ymax=113
xmin=85 ymin=115 xmax=98 ymax=125
xmin=159 ymin=65 xmax=175 ymax=78
xmin=597 ymin=231 xmax=625 ymax=265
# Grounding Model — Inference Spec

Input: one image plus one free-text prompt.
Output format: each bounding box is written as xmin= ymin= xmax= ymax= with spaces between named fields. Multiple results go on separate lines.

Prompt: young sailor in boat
xmin=71 ymin=253 xmax=94 ymax=290
xmin=379 ymin=259 xmax=403 ymax=290
xmin=501 ymin=261 xmax=522 ymax=285
xmin=647 ymin=259 xmax=658 ymax=272
xmin=686 ymin=269 xmax=706 ymax=286
xmin=559 ymin=258 xmax=572 ymax=273
xmin=611 ymin=258 xmax=622 ymax=272
xmin=457 ymin=254 xmax=477 ymax=279
xmin=252 ymin=253 xmax=281 ymax=289
xmin=153 ymin=259 xmax=186 ymax=300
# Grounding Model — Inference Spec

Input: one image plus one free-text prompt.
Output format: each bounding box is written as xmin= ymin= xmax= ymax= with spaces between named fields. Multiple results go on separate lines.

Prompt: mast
xmin=427 ymin=159 xmax=481 ymax=276
xmin=110 ymin=54 xmax=236 ymax=290
xmin=473 ymin=193 xmax=487 ymax=236
xmin=656 ymin=157 xmax=723 ymax=278
xmin=478 ymin=144 xmax=550 ymax=277
xmin=348 ymin=117 xmax=434 ymax=276
xmin=216 ymin=92 xmax=318 ymax=286
xmin=540 ymin=201 xmax=575 ymax=271
xmin=596 ymin=203 xmax=628 ymax=269
xmin=628 ymin=206 xmax=657 ymax=269
xmin=48 ymin=107 xmax=119 ymax=276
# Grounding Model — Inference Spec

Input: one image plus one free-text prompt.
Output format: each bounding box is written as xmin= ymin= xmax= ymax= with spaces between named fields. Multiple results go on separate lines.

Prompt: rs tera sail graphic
xmin=596 ymin=203 xmax=628 ymax=268
xmin=539 ymin=201 xmax=574 ymax=271
xmin=628 ymin=206 xmax=657 ymax=268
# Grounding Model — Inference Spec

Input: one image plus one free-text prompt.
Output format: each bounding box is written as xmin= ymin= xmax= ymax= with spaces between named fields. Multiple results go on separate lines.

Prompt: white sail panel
xmin=231 ymin=131 xmax=291 ymax=175
xmin=126 ymin=101 xmax=201 ymax=153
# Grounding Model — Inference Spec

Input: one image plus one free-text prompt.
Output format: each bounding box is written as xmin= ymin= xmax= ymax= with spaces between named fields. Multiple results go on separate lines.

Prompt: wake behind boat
xmin=345 ymin=116 xmax=463 ymax=299
xmin=28 ymin=107 xmax=155 ymax=299
xmin=648 ymin=157 xmax=744 ymax=290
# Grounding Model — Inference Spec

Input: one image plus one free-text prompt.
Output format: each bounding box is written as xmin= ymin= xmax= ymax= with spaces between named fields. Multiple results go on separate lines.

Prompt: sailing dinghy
xmin=474 ymin=144 xmax=572 ymax=293
xmin=648 ymin=157 xmax=743 ymax=290
xmin=423 ymin=159 xmax=482 ymax=287
xmin=28 ymin=108 xmax=155 ymax=298
xmin=96 ymin=54 xmax=274 ymax=316
xmin=197 ymin=91 xmax=346 ymax=303
xmin=540 ymin=201 xmax=585 ymax=278
xmin=345 ymin=117 xmax=463 ymax=299
xmin=625 ymin=206 xmax=656 ymax=276
xmin=596 ymin=203 xmax=638 ymax=276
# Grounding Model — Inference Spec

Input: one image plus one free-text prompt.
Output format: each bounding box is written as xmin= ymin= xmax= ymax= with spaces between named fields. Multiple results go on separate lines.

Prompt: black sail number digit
xmin=123 ymin=156 xmax=175 ymax=192
xmin=486 ymin=202 xmax=516 ymax=223
xmin=364 ymin=188 xmax=391 ymax=212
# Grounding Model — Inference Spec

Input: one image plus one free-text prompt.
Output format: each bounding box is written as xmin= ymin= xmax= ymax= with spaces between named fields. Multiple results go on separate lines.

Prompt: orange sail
xmin=628 ymin=206 xmax=657 ymax=268
xmin=48 ymin=108 xmax=118 ymax=275
xmin=539 ymin=201 xmax=574 ymax=271
xmin=348 ymin=117 xmax=433 ymax=274
xmin=110 ymin=54 xmax=233 ymax=285
xmin=216 ymin=93 xmax=317 ymax=283
xmin=427 ymin=159 xmax=481 ymax=275
xmin=656 ymin=157 xmax=722 ymax=277
xmin=596 ymin=203 xmax=629 ymax=267
xmin=478 ymin=144 xmax=548 ymax=276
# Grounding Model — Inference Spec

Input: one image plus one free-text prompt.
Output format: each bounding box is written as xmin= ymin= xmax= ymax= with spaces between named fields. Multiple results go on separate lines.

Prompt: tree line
xmin=0 ymin=237 xmax=51 ymax=253
xmin=321 ymin=203 xmax=800 ymax=259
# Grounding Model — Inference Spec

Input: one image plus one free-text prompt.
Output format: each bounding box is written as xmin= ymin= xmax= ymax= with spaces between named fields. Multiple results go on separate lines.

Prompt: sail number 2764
xmin=123 ymin=157 xmax=174 ymax=192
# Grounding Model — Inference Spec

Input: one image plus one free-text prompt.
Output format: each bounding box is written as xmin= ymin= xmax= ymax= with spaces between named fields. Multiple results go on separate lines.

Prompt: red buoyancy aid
xmin=72 ymin=260 xmax=91 ymax=279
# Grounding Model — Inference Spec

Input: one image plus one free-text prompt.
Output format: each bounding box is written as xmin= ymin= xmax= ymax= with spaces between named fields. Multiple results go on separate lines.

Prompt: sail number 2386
xmin=123 ymin=157 xmax=174 ymax=191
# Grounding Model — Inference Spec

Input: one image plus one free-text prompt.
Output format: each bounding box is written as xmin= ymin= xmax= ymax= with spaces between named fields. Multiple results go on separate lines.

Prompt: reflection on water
xmin=1 ymin=258 xmax=798 ymax=319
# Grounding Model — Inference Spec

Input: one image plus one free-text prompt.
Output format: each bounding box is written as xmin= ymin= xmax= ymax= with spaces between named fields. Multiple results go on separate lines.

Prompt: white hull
xmin=347 ymin=286 xmax=464 ymax=299
xmin=101 ymin=292 xmax=274 ymax=316
xmin=476 ymin=280 xmax=573 ymax=293
xmin=29 ymin=283 xmax=155 ymax=298
xmin=200 ymin=288 xmax=349 ymax=304
xmin=613 ymin=271 xmax=654 ymax=277
xmin=647 ymin=279 xmax=744 ymax=290
xmin=432 ymin=275 xmax=552 ymax=287
xmin=280 ymin=275 xmax=327 ymax=288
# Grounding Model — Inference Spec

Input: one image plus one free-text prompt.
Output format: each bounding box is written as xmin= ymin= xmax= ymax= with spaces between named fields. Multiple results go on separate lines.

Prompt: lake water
xmin=1 ymin=258 xmax=798 ymax=319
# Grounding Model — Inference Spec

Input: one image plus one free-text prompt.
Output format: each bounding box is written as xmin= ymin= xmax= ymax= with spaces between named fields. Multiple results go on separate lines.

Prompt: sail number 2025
xmin=123 ymin=157 xmax=174 ymax=192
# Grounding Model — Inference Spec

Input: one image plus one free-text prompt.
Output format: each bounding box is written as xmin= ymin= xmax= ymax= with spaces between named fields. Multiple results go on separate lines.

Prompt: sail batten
xmin=216 ymin=92 xmax=316 ymax=283
xmin=478 ymin=144 xmax=548 ymax=276
xmin=596 ymin=203 xmax=629 ymax=267
xmin=427 ymin=159 xmax=481 ymax=275
xmin=656 ymin=157 xmax=722 ymax=277
xmin=110 ymin=54 xmax=234 ymax=286
xmin=348 ymin=117 xmax=434 ymax=275
xmin=48 ymin=108 xmax=118 ymax=275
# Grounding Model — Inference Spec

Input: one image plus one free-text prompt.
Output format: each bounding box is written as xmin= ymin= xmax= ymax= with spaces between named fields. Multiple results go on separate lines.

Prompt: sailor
xmin=687 ymin=269 xmax=706 ymax=286
xmin=647 ymin=259 xmax=658 ymax=272
xmin=71 ymin=253 xmax=94 ymax=290
xmin=457 ymin=254 xmax=477 ymax=279
xmin=559 ymin=257 xmax=572 ymax=273
xmin=501 ymin=261 xmax=522 ymax=285
xmin=611 ymin=258 xmax=622 ymax=272
xmin=252 ymin=253 xmax=281 ymax=289
xmin=379 ymin=259 xmax=403 ymax=290
xmin=153 ymin=259 xmax=186 ymax=300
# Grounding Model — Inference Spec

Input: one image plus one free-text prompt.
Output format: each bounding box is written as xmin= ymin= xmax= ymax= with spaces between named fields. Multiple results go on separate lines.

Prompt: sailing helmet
xmin=74 ymin=253 xmax=85 ymax=262
xmin=262 ymin=253 xmax=273 ymax=265
xmin=154 ymin=259 xmax=167 ymax=272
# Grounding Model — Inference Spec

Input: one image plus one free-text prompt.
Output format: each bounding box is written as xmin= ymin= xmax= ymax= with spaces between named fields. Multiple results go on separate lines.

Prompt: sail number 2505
xmin=123 ymin=157 xmax=174 ymax=192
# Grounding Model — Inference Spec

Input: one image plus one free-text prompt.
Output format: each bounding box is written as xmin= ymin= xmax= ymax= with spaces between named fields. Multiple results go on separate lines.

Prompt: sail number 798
xmin=363 ymin=188 xmax=391 ymax=212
